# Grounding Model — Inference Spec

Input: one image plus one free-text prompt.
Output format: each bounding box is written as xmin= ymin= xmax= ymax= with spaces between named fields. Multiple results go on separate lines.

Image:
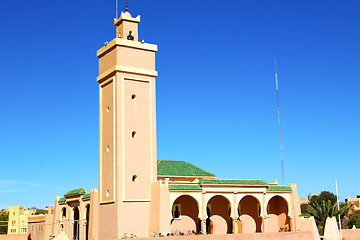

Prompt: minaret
xmin=97 ymin=10 xmax=158 ymax=238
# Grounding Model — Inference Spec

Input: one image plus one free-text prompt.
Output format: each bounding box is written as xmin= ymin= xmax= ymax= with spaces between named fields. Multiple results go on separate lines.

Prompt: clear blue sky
xmin=0 ymin=0 xmax=359 ymax=209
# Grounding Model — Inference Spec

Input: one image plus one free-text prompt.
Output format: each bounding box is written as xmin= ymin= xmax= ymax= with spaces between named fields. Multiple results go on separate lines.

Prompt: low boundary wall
xmin=342 ymin=229 xmax=360 ymax=239
xmin=0 ymin=234 xmax=28 ymax=240
xmin=137 ymin=232 xmax=315 ymax=240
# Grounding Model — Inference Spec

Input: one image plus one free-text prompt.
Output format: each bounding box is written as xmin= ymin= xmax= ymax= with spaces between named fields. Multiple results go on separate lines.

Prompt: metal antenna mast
xmin=275 ymin=58 xmax=285 ymax=184
xmin=116 ymin=0 xmax=119 ymax=19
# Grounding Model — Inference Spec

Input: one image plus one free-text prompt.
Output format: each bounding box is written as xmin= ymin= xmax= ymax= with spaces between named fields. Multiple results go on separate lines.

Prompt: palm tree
xmin=307 ymin=200 xmax=350 ymax=235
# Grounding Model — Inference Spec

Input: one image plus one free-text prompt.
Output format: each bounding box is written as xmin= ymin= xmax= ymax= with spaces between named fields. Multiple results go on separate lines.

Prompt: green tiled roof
xmin=157 ymin=160 xmax=215 ymax=177
xmin=267 ymin=185 xmax=292 ymax=191
xmin=168 ymin=184 xmax=202 ymax=191
xmin=64 ymin=188 xmax=86 ymax=197
xmin=82 ymin=193 xmax=91 ymax=199
xmin=58 ymin=197 xmax=66 ymax=203
xmin=199 ymin=179 xmax=267 ymax=185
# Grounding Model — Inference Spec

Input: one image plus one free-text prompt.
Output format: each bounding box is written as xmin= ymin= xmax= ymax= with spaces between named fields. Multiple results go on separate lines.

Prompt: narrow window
xmin=106 ymin=106 xmax=110 ymax=112
xmin=106 ymin=190 xmax=110 ymax=197
xmin=132 ymin=175 xmax=137 ymax=182
xmin=131 ymin=94 xmax=136 ymax=100
xmin=132 ymin=131 xmax=136 ymax=138
xmin=106 ymin=145 xmax=110 ymax=152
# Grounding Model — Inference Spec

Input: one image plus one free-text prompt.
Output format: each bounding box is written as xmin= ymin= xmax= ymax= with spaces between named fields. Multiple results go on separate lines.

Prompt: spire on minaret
xmin=125 ymin=0 xmax=128 ymax=12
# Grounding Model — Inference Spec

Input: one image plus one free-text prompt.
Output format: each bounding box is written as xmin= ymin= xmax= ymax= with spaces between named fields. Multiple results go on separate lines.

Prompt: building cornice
xmin=97 ymin=38 xmax=157 ymax=58
xmin=97 ymin=65 xmax=158 ymax=82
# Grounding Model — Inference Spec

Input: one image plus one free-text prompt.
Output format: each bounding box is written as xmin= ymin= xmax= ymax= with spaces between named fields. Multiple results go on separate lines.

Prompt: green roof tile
xmin=157 ymin=160 xmax=215 ymax=177
xmin=168 ymin=184 xmax=202 ymax=191
xmin=64 ymin=188 xmax=86 ymax=197
xmin=58 ymin=197 xmax=66 ymax=203
xmin=199 ymin=179 xmax=267 ymax=185
xmin=267 ymin=185 xmax=292 ymax=192
xmin=82 ymin=193 xmax=91 ymax=199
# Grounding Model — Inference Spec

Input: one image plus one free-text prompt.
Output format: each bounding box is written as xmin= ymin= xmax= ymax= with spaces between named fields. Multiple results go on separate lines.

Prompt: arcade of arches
xmin=170 ymin=193 xmax=293 ymax=234
xmin=53 ymin=189 xmax=93 ymax=240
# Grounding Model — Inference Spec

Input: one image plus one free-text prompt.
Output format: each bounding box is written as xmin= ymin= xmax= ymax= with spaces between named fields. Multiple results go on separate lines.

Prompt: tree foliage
xmin=308 ymin=200 xmax=351 ymax=235
xmin=349 ymin=211 xmax=360 ymax=229
xmin=310 ymin=191 xmax=337 ymax=205
xmin=301 ymin=203 xmax=309 ymax=215
xmin=0 ymin=211 xmax=8 ymax=235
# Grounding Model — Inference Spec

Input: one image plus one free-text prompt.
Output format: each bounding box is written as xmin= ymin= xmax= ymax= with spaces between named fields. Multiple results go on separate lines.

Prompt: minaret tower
xmin=97 ymin=10 xmax=158 ymax=238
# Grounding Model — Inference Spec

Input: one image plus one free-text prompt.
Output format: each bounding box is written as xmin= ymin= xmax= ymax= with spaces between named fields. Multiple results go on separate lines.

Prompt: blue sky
xmin=0 ymin=0 xmax=359 ymax=209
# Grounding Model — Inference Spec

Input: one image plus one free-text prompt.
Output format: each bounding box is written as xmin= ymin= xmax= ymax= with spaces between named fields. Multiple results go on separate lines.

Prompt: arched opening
xmin=206 ymin=195 xmax=232 ymax=234
xmin=170 ymin=195 xmax=200 ymax=233
xmin=61 ymin=208 xmax=66 ymax=230
xmin=73 ymin=207 xmax=80 ymax=240
xmin=85 ymin=205 xmax=90 ymax=240
xmin=238 ymin=195 xmax=262 ymax=233
xmin=267 ymin=196 xmax=291 ymax=232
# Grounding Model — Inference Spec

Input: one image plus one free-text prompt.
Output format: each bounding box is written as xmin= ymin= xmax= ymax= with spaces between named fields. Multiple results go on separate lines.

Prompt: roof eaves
xmin=82 ymin=193 xmax=91 ymax=199
xmin=267 ymin=185 xmax=292 ymax=192
xmin=64 ymin=187 xmax=86 ymax=197
xmin=168 ymin=184 xmax=202 ymax=191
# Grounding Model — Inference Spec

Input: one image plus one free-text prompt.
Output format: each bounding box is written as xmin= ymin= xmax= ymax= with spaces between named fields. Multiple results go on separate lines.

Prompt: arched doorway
xmin=85 ymin=205 xmax=90 ymax=240
xmin=238 ymin=196 xmax=262 ymax=233
xmin=61 ymin=208 xmax=66 ymax=229
xmin=170 ymin=195 xmax=200 ymax=233
xmin=267 ymin=196 xmax=290 ymax=232
xmin=206 ymin=195 xmax=232 ymax=234
xmin=73 ymin=207 xmax=80 ymax=240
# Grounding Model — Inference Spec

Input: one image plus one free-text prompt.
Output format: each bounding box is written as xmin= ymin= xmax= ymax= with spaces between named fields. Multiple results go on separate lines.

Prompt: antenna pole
xmin=275 ymin=58 xmax=285 ymax=184
xmin=116 ymin=0 xmax=119 ymax=19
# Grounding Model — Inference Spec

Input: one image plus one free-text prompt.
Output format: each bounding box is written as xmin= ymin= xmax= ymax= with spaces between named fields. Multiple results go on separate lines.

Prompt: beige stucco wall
xmin=0 ymin=235 xmax=28 ymax=240
xmin=28 ymin=214 xmax=53 ymax=240
xmin=149 ymin=181 xmax=171 ymax=235
xmin=342 ymin=229 xmax=360 ymax=239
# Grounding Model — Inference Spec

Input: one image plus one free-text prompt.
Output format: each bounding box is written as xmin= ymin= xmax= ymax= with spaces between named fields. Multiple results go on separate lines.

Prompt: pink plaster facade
xmin=26 ymin=10 xmax=316 ymax=240
xmin=342 ymin=229 xmax=360 ymax=239
xmin=0 ymin=235 xmax=28 ymax=240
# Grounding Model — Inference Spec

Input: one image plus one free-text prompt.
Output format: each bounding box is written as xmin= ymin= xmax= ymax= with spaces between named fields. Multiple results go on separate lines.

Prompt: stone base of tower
xmin=99 ymin=203 xmax=153 ymax=239
xmin=118 ymin=202 xmax=152 ymax=238
xmin=99 ymin=203 xmax=117 ymax=239
xmin=98 ymin=181 xmax=171 ymax=239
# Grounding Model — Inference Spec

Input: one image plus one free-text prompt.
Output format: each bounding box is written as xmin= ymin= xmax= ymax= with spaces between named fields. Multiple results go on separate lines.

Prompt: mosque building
xmin=27 ymin=9 xmax=309 ymax=240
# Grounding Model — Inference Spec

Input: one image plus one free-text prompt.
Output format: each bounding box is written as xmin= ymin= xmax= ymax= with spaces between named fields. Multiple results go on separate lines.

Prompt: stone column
xmin=232 ymin=219 xmax=237 ymax=234
xmin=201 ymin=190 xmax=206 ymax=233
xmin=262 ymin=192 xmax=267 ymax=232
xmin=201 ymin=219 xmax=206 ymax=234
xmin=238 ymin=218 xmax=242 ymax=233
xmin=233 ymin=192 xmax=238 ymax=234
